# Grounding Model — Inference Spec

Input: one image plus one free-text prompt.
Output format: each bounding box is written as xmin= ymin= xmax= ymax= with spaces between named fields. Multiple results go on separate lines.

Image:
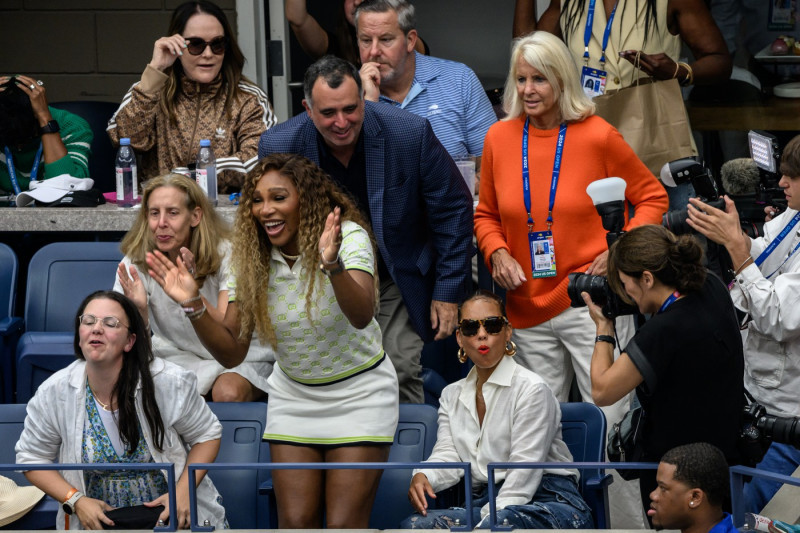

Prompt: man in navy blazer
xmin=258 ymin=56 xmax=473 ymax=403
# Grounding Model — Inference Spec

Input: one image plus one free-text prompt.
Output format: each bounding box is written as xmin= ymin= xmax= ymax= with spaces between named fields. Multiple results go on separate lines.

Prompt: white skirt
xmin=264 ymin=354 xmax=399 ymax=445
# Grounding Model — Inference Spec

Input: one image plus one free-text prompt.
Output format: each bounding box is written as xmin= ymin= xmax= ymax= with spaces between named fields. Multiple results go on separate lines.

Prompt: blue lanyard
xmin=754 ymin=211 xmax=800 ymax=280
xmin=522 ymin=118 xmax=567 ymax=231
xmin=583 ymin=0 xmax=618 ymax=65
xmin=4 ymin=142 xmax=43 ymax=195
xmin=657 ymin=290 xmax=681 ymax=314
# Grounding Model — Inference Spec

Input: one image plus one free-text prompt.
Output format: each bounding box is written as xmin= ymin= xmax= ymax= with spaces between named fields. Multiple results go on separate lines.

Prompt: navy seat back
xmin=370 ymin=403 xmax=438 ymax=529
xmin=0 ymin=244 xmax=22 ymax=402
xmin=24 ymin=242 xmax=122 ymax=332
xmin=0 ymin=404 xmax=58 ymax=529
xmin=50 ymin=101 xmax=120 ymax=193
xmin=15 ymin=332 xmax=75 ymax=403
xmin=559 ymin=402 xmax=611 ymax=528
xmin=206 ymin=402 xmax=267 ymax=530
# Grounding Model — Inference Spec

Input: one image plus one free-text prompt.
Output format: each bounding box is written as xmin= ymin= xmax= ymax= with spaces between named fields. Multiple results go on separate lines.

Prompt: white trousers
xmin=512 ymin=305 xmax=647 ymax=529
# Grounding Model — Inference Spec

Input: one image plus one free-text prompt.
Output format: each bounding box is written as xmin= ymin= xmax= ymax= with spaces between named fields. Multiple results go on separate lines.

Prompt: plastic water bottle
xmin=115 ymin=138 xmax=138 ymax=207
xmin=196 ymin=139 xmax=217 ymax=206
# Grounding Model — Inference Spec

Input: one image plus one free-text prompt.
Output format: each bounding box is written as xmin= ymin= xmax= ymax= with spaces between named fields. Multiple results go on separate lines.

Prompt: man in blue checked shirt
xmin=355 ymin=0 xmax=496 ymax=164
xmin=258 ymin=55 xmax=474 ymax=404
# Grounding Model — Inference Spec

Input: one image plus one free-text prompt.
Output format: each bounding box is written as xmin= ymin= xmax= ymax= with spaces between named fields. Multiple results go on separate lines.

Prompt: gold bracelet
xmin=678 ymin=61 xmax=694 ymax=86
xmin=672 ymin=62 xmax=680 ymax=79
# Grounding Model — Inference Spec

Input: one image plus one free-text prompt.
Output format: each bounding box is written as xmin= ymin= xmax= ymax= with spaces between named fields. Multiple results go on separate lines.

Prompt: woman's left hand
xmin=9 ymin=75 xmax=51 ymax=124
xmin=581 ymin=291 xmax=613 ymax=329
xmin=619 ymin=50 xmax=679 ymax=81
xmin=585 ymin=250 xmax=608 ymax=276
xmin=319 ymin=206 xmax=342 ymax=264
xmin=146 ymin=490 xmax=191 ymax=530
xmin=146 ymin=250 xmax=200 ymax=305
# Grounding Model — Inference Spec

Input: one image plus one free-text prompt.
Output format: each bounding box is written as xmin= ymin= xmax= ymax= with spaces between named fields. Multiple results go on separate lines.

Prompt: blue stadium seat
xmin=0 ymin=244 xmax=23 ymax=403
xmin=16 ymin=242 xmax=122 ymax=401
xmin=258 ymin=403 xmax=439 ymax=529
xmin=0 ymin=404 xmax=58 ymax=529
xmin=206 ymin=402 xmax=268 ymax=530
xmin=558 ymin=402 xmax=613 ymax=528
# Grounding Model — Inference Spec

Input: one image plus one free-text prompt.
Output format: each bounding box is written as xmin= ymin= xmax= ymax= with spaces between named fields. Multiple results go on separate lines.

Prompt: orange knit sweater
xmin=475 ymin=115 xmax=668 ymax=328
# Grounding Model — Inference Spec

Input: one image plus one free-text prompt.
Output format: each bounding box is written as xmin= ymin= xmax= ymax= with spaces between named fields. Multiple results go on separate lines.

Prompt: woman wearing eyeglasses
xmin=108 ymin=1 xmax=277 ymax=193
xmin=16 ymin=291 xmax=226 ymax=530
xmin=402 ymin=290 xmax=592 ymax=529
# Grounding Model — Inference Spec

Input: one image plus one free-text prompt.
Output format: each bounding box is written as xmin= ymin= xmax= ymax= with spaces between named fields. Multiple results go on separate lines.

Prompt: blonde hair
xmin=119 ymin=173 xmax=230 ymax=287
xmin=502 ymin=31 xmax=595 ymax=122
xmin=232 ymin=154 xmax=378 ymax=348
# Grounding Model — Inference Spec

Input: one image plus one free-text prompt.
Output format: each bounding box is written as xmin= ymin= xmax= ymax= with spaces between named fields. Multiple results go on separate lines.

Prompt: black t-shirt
xmin=625 ymin=274 xmax=744 ymax=462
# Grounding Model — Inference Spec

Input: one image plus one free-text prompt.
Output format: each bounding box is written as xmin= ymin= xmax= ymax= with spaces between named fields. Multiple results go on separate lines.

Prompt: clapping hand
xmin=146 ymin=250 xmax=199 ymax=304
xmin=319 ymin=206 xmax=343 ymax=265
xmin=117 ymin=262 xmax=148 ymax=319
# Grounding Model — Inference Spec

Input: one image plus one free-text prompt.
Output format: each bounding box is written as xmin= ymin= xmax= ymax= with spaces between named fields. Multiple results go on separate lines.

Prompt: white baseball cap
xmin=16 ymin=175 xmax=95 ymax=207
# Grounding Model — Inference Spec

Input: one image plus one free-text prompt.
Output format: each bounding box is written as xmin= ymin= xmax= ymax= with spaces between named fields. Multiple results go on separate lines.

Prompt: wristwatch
xmin=62 ymin=488 xmax=84 ymax=515
xmin=319 ymin=255 xmax=345 ymax=277
xmin=39 ymin=119 xmax=60 ymax=135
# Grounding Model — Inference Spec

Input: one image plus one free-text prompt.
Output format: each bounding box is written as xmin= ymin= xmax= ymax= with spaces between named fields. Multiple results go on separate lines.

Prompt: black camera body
xmin=661 ymin=158 xmax=724 ymax=235
xmin=567 ymin=272 xmax=637 ymax=320
xmin=740 ymin=398 xmax=800 ymax=466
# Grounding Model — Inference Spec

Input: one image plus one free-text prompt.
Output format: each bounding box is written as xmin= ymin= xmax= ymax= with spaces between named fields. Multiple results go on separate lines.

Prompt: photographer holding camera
xmin=687 ymin=134 xmax=800 ymax=513
xmin=582 ymin=224 xmax=744 ymax=514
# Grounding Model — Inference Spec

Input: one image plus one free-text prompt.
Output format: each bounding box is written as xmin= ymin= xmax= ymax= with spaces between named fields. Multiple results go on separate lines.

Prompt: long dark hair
xmin=74 ymin=291 xmax=165 ymax=453
xmin=560 ymin=0 xmax=658 ymax=49
xmin=607 ymin=225 xmax=706 ymax=304
xmin=161 ymin=1 xmax=247 ymax=124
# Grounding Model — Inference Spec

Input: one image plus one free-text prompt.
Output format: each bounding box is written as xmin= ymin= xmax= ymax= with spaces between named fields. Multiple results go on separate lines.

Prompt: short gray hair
xmin=355 ymin=0 xmax=416 ymax=34
xmin=303 ymin=55 xmax=363 ymax=107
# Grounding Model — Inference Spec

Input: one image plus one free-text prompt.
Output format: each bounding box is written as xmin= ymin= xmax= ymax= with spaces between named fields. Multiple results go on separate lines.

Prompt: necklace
xmin=89 ymin=385 xmax=113 ymax=412
xmin=277 ymin=247 xmax=301 ymax=261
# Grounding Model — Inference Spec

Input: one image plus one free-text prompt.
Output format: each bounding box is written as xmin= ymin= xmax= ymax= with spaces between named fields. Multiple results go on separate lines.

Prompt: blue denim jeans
xmin=743 ymin=442 xmax=800 ymax=512
xmin=400 ymin=474 xmax=594 ymax=529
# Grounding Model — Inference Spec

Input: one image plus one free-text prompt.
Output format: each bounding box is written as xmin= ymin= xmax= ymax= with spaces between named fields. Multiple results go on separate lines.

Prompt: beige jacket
xmin=108 ymin=65 xmax=277 ymax=192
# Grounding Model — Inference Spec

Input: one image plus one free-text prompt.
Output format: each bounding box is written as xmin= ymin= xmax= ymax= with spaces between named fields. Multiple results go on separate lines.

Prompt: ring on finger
xmin=29 ymin=84 xmax=36 ymax=90
xmin=36 ymin=80 xmax=44 ymax=86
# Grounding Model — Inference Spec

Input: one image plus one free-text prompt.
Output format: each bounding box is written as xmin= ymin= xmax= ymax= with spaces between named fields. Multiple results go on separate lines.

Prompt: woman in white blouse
xmin=403 ymin=290 xmax=593 ymax=529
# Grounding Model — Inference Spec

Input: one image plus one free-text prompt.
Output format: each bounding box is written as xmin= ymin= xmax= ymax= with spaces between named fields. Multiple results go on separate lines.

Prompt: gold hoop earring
xmin=505 ymin=340 xmax=517 ymax=356
xmin=457 ymin=347 xmax=467 ymax=364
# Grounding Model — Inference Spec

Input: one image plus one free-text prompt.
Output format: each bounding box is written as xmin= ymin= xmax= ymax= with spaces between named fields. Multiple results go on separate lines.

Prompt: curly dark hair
xmin=661 ymin=442 xmax=730 ymax=508
xmin=231 ymin=153 xmax=377 ymax=348
xmin=607 ymin=225 xmax=706 ymax=305
xmin=0 ymin=78 xmax=38 ymax=147
xmin=74 ymin=291 xmax=165 ymax=453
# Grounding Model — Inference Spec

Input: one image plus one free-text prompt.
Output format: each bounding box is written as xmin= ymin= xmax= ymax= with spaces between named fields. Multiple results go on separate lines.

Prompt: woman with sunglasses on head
xmin=108 ymin=1 xmax=277 ymax=193
xmin=16 ymin=291 xmax=226 ymax=530
xmin=115 ymin=173 xmax=274 ymax=402
xmin=581 ymin=225 xmax=744 ymax=515
xmin=146 ymin=154 xmax=398 ymax=528
xmin=402 ymin=290 xmax=593 ymax=529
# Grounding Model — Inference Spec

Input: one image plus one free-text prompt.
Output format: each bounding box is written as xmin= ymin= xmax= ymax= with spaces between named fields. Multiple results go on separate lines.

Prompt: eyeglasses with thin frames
xmin=185 ymin=36 xmax=227 ymax=55
xmin=457 ymin=316 xmax=508 ymax=337
xmin=78 ymin=314 xmax=130 ymax=330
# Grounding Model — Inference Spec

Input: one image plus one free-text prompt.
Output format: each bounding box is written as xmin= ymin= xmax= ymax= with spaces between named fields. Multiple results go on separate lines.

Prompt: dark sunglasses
xmin=185 ymin=36 xmax=227 ymax=56
xmin=458 ymin=316 xmax=508 ymax=337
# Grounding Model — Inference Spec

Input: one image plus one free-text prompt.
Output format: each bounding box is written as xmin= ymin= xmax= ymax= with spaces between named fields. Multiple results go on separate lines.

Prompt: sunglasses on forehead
xmin=185 ymin=36 xmax=227 ymax=55
xmin=458 ymin=316 xmax=508 ymax=337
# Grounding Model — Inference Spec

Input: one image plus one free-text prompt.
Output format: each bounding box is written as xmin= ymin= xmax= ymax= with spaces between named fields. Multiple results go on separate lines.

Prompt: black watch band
xmin=595 ymin=335 xmax=616 ymax=348
xmin=39 ymin=119 xmax=60 ymax=135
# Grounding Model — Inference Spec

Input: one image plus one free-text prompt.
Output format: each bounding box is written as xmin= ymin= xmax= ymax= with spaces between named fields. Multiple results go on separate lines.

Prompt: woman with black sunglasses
xmin=108 ymin=1 xmax=277 ymax=194
xmin=401 ymin=290 xmax=592 ymax=529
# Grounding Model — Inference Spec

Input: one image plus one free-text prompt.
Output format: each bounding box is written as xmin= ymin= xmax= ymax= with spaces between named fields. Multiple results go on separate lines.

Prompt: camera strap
xmin=755 ymin=211 xmax=800 ymax=279
xmin=3 ymin=142 xmax=43 ymax=196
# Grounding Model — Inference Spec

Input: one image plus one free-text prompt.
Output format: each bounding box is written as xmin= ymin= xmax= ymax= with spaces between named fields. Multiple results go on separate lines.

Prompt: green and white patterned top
xmin=229 ymin=220 xmax=384 ymax=385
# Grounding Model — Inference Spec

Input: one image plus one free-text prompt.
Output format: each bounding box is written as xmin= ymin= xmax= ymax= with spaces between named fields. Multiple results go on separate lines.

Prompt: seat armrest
xmin=0 ymin=316 xmax=23 ymax=336
xmin=584 ymin=472 xmax=614 ymax=490
xmin=258 ymin=480 xmax=274 ymax=495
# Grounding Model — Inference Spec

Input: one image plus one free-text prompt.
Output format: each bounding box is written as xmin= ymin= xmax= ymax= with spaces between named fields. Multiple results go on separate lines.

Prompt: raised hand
xmin=117 ymin=262 xmax=148 ymax=316
xmin=319 ymin=206 xmax=343 ymax=265
xmin=359 ymin=62 xmax=382 ymax=101
xmin=149 ymin=34 xmax=188 ymax=72
xmin=146 ymin=250 xmax=199 ymax=304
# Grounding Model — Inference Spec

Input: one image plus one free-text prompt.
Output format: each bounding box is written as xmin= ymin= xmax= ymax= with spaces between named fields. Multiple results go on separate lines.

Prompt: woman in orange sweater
xmin=474 ymin=31 xmax=667 ymax=411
